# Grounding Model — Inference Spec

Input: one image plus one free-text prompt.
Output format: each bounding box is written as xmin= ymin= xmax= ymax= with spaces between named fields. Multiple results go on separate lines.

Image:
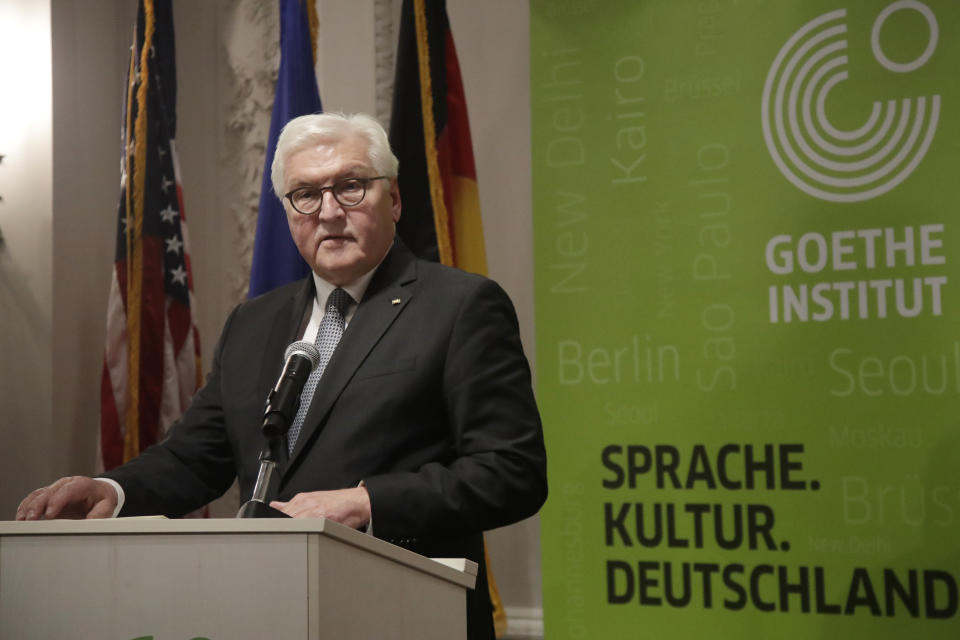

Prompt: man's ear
xmin=390 ymin=177 xmax=402 ymax=223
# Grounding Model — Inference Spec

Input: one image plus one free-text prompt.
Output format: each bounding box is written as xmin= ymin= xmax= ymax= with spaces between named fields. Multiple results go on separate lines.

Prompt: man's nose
xmin=317 ymin=190 xmax=346 ymax=220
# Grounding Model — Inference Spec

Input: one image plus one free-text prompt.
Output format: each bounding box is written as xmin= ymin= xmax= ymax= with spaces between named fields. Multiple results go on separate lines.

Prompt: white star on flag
xmin=170 ymin=265 xmax=187 ymax=285
xmin=161 ymin=175 xmax=174 ymax=192
xmin=159 ymin=205 xmax=177 ymax=224
xmin=165 ymin=236 xmax=183 ymax=254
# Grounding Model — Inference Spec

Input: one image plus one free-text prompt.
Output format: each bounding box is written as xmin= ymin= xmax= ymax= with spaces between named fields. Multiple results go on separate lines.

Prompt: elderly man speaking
xmin=17 ymin=112 xmax=547 ymax=640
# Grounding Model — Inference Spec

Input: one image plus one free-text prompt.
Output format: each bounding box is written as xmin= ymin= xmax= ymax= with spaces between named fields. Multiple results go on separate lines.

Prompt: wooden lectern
xmin=0 ymin=518 xmax=476 ymax=639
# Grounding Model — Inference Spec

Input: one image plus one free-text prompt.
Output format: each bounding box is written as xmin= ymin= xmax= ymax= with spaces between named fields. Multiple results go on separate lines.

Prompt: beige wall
xmin=444 ymin=2 xmax=543 ymax=626
xmin=1 ymin=0 xmax=541 ymax=632
xmin=0 ymin=0 xmax=54 ymax=516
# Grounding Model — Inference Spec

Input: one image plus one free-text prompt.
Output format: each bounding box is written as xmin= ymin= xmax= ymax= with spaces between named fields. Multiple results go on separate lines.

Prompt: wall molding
xmin=220 ymin=0 xmax=278 ymax=304
xmin=502 ymin=606 xmax=544 ymax=639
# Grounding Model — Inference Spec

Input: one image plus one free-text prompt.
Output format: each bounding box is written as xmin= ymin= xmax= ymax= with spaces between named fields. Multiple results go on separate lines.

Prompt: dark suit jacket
xmin=103 ymin=241 xmax=548 ymax=639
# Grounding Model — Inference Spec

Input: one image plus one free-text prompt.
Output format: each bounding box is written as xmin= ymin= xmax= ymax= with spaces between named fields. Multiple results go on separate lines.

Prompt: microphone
xmin=261 ymin=341 xmax=320 ymax=440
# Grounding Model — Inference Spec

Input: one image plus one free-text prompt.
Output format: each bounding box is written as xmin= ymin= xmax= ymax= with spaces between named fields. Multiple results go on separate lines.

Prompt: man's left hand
xmin=270 ymin=486 xmax=371 ymax=528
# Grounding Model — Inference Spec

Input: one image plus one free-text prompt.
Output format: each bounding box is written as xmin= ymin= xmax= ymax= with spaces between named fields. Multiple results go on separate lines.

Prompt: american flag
xmin=100 ymin=0 xmax=202 ymax=471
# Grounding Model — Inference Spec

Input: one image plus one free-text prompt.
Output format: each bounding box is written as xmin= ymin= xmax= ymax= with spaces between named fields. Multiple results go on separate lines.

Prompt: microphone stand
xmin=236 ymin=439 xmax=288 ymax=519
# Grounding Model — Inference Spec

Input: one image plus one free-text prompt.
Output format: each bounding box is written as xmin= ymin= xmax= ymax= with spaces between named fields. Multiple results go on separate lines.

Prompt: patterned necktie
xmin=287 ymin=287 xmax=352 ymax=454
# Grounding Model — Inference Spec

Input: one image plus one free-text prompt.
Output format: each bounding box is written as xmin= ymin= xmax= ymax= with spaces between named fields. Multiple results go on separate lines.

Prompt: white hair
xmin=271 ymin=112 xmax=400 ymax=199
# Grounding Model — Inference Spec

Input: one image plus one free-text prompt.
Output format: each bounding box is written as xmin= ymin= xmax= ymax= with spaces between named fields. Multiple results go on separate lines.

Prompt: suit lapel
xmin=286 ymin=244 xmax=418 ymax=469
xmin=255 ymin=277 xmax=315 ymax=398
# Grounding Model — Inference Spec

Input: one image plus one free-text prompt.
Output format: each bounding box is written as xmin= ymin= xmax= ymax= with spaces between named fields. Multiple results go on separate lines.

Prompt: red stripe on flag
xmin=136 ymin=235 xmax=166 ymax=451
xmin=443 ymin=29 xmax=477 ymax=181
xmin=167 ymin=299 xmax=191 ymax=353
xmin=100 ymin=357 xmax=124 ymax=471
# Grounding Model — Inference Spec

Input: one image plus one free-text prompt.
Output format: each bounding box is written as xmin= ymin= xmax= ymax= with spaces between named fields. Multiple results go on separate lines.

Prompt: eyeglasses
xmin=284 ymin=176 xmax=390 ymax=215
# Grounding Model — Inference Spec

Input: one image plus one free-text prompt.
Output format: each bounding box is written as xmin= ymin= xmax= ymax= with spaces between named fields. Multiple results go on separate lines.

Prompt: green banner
xmin=532 ymin=1 xmax=959 ymax=637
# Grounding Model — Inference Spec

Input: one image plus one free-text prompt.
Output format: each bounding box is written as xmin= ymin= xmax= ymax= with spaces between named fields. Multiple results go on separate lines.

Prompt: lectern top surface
xmin=0 ymin=517 xmax=477 ymax=588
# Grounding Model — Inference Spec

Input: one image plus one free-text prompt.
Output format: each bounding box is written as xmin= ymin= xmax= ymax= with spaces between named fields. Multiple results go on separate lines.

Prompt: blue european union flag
xmin=248 ymin=0 xmax=322 ymax=298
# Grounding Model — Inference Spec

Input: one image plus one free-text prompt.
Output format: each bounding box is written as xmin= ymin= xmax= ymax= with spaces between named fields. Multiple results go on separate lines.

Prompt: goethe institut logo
xmin=761 ymin=1 xmax=940 ymax=203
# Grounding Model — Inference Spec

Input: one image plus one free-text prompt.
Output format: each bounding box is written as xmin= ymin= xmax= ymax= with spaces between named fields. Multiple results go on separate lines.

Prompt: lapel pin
xmin=391 ymin=298 xmax=402 ymax=305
